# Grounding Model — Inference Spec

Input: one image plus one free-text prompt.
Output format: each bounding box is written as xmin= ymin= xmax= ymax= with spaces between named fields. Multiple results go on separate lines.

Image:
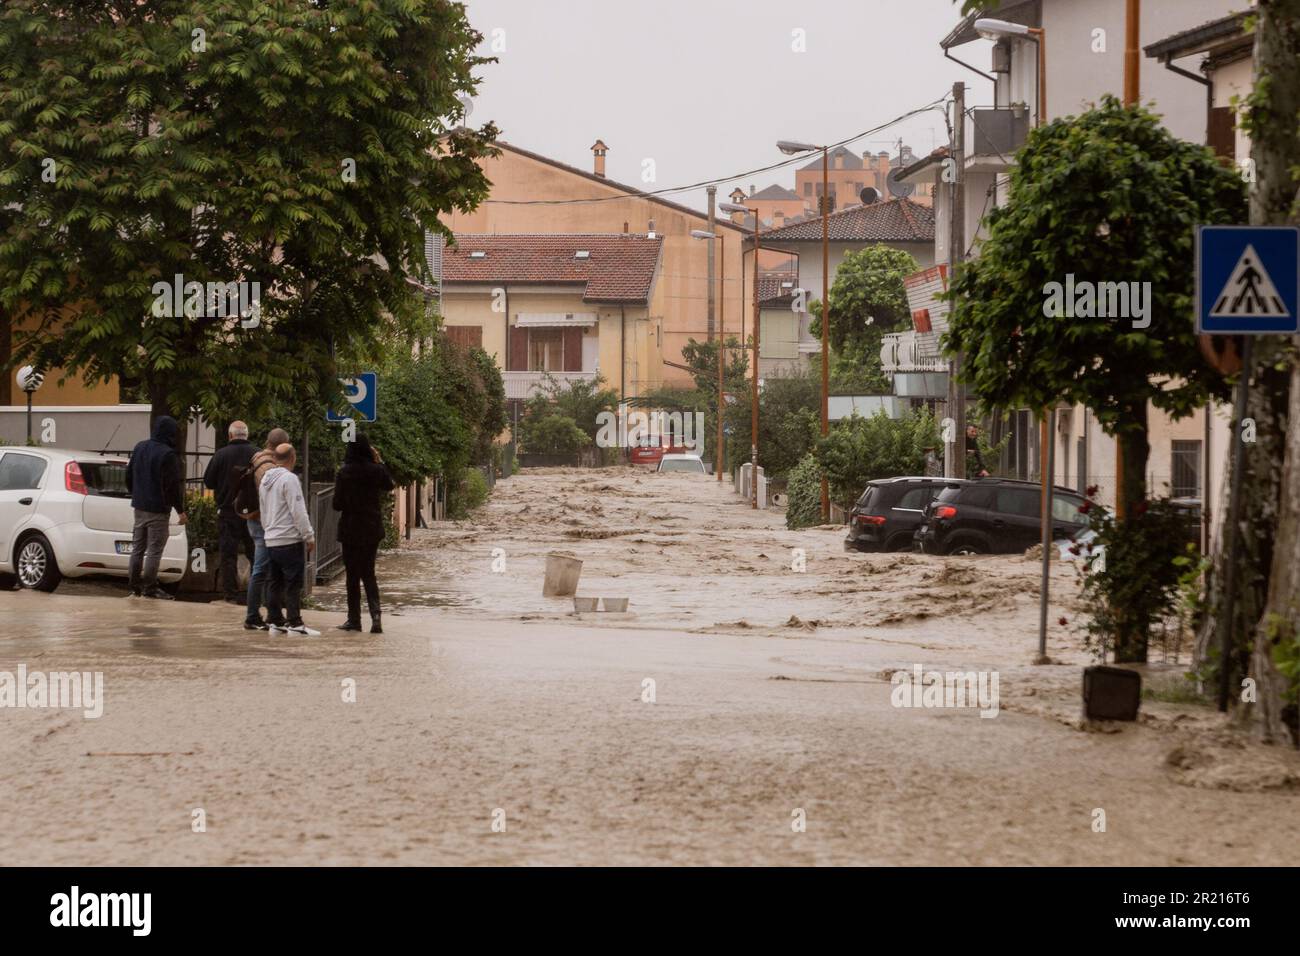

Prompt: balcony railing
xmin=503 ymin=370 xmax=598 ymax=400
xmin=965 ymin=106 xmax=1030 ymax=172
xmin=880 ymin=331 xmax=947 ymax=376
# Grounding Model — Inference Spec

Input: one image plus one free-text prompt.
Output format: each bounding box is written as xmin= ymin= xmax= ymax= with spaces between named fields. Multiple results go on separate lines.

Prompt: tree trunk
xmin=1113 ymin=403 xmax=1150 ymax=662
xmin=1248 ymin=0 xmax=1300 ymax=743
xmin=1196 ymin=0 xmax=1300 ymax=740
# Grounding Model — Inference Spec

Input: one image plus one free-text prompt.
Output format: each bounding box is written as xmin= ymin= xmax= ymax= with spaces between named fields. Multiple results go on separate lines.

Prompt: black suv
xmin=844 ymin=477 xmax=960 ymax=553
xmin=914 ymin=478 xmax=1089 ymax=555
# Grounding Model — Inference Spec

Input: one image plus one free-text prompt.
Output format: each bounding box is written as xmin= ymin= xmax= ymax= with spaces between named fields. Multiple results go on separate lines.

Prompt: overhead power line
xmin=484 ymin=96 xmax=952 ymax=208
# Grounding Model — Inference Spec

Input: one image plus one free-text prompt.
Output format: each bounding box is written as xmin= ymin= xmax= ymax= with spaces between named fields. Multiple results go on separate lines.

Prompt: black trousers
xmin=218 ymin=512 xmax=254 ymax=597
xmin=342 ymin=539 xmax=381 ymax=622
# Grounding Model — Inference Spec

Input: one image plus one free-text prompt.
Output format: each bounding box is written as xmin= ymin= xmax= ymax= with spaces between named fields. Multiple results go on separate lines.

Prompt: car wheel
xmin=15 ymin=534 xmax=62 ymax=592
xmin=946 ymin=539 xmax=986 ymax=556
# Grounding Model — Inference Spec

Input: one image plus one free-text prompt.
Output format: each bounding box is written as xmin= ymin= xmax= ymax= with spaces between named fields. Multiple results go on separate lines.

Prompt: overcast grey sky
xmin=460 ymin=0 xmax=979 ymax=213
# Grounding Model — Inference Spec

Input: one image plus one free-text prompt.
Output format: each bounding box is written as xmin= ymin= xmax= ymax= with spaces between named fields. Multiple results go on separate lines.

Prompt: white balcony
xmin=880 ymin=331 xmax=947 ymax=375
xmin=504 ymin=370 xmax=598 ymax=400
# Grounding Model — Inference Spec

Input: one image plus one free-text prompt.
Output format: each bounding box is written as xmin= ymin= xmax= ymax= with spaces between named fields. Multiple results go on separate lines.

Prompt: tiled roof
xmin=758 ymin=274 xmax=799 ymax=304
xmin=799 ymin=146 xmax=865 ymax=172
xmin=751 ymin=184 xmax=801 ymax=201
xmin=443 ymin=234 xmax=663 ymax=304
xmin=1144 ymin=11 xmax=1250 ymax=60
xmin=755 ymin=198 xmax=934 ymax=244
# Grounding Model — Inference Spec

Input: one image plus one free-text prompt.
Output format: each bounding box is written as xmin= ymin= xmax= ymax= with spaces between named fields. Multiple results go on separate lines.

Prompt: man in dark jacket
xmin=204 ymin=421 xmax=257 ymax=602
xmin=124 ymin=415 xmax=188 ymax=599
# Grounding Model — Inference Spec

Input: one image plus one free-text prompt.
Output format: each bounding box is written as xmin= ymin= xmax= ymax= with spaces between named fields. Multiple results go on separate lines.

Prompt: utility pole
xmin=819 ymin=147 xmax=831 ymax=522
xmin=718 ymin=233 xmax=726 ymax=482
xmin=706 ymin=187 xmax=717 ymax=341
xmin=1116 ymin=0 xmax=1140 ymax=519
xmin=946 ymin=81 xmax=966 ymax=479
xmin=751 ymin=217 xmax=761 ymax=509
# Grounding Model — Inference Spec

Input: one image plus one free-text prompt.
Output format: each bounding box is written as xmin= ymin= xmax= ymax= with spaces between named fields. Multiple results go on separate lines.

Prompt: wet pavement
xmin=2 ymin=467 xmax=1298 ymax=865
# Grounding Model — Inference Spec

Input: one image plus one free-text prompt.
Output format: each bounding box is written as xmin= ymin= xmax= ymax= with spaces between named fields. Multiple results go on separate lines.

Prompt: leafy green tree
xmin=544 ymin=373 xmax=619 ymax=442
xmin=723 ymin=368 xmax=819 ymax=481
xmin=813 ymin=243 xmax=919 ymax=354
xmin=0 ymin=0 xmax=498 ymax=440
xmin=945 ymin=98 xmax=1245 ymax=659
xmin=670 ymin=335 xmax=754 ymax=468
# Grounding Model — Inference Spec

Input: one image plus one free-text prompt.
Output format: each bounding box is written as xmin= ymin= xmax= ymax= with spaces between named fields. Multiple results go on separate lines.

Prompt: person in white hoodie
xmin=258 ymin=443 xmax=318 ymax=636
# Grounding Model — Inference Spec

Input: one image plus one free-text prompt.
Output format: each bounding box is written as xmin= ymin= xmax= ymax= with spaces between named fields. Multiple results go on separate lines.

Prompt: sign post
xmin=1196 ymin=225 xmax=1298 ymax=711
xmin=326 ymin=372 xmax=379 ymax=425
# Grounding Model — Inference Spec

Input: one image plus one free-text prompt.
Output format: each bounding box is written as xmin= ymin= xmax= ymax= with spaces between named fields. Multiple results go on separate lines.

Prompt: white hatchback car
xmin=656 ymin=453 xmax=707 ymax=474
xmin=0 ymin=447 xmax=187 ymax=592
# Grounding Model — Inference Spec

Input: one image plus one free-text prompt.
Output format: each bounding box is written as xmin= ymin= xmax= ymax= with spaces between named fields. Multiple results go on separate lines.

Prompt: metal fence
xmin=310 ymin=483 xmax=343 ymax=582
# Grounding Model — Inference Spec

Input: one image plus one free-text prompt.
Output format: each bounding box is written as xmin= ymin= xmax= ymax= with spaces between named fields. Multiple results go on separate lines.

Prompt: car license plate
xmin=115 ymin=541 xmax=133 ymax=555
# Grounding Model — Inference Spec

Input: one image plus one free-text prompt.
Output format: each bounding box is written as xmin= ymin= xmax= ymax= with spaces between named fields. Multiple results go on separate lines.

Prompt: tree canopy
xmin=0 ymin=0 xmax=498 ymax=426
xmin=946 ymin=98 xmax=1245 ymax=430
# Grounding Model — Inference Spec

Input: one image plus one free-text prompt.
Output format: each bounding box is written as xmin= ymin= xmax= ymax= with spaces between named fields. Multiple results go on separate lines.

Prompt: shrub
xmin=184 ymin=490 xmax=219 ymax=556
xmin=380 ymin=491 xmax=399 ymax=550
xmin=449 ymin=467 xmax=490 ymax=519
xmin=815 ymin=407 xmax=939 ymax=511
xmin=1073 ymin=493 xmax=1198 ymax=663
xmin=785 ymin=454 xmax=823 ymax=529
xmin=521 ymin=413 xmax=589 ymax=455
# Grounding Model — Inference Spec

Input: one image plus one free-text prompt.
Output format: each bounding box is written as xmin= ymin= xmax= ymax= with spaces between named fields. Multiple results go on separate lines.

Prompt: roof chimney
xmin=591 ymin=139 xmax=609 ymax=178
xmin=749 ymin=184 xmax=755 ymax=197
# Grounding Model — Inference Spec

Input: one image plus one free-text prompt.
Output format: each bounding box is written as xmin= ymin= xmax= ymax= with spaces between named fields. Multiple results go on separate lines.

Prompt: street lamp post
xmin=777 ymin=140 xmax=832 ymax=522
xmin=16 ymin=365 xmax=44 ymax=444
xmin=720 ymin=201 xmax=761 ymax=509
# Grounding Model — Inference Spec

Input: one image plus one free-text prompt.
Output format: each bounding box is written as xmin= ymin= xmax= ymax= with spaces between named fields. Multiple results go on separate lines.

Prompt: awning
xmin=515 ymin=313 xmax=597 ymax=328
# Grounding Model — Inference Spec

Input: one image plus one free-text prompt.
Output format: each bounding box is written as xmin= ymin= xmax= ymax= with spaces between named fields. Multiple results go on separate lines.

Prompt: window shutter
xmin=562 ymin=327 xmax=584 ymax=372
xmin=445 ymin=325 xmax=482 ymax=350
xmin=1208 ymin=107 xmax=1235 ymax=164
xmin=508 ymin=326 xmax=529 ymax=371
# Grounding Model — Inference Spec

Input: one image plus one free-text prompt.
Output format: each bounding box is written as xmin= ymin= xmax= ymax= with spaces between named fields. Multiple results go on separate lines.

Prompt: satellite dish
xmin=886 ymin=168 xmax=915 ymax=199
xmin=859 ymin=186 xmax=880 ymax=205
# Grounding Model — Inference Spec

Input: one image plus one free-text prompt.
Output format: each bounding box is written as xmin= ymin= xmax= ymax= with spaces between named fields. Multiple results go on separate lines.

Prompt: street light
xmin=16 ymin=365 xmax=44 ymax=444
xmin=719 ymin=200 xmax=761 ymax=509
xmin=974 ymin=18 xmax=1046 ymax=130
xmin=691 ymin=228 xmax=727 ymax=482
xmin=777 ymin=139 xmax=832 ymax=522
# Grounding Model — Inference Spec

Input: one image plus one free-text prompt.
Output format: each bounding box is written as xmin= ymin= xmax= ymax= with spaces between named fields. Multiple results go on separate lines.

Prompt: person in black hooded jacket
xmin=332 ymin=434 xmax=395 ymax=632
xmin=124 ymin=415 xmax=188 ymax=598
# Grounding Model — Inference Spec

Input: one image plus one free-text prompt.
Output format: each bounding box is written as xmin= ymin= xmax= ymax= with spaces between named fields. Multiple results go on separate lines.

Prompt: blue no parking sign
xmin=1196 ymin=225 xmax=1299 ymax=334
xmin=326 ymin=372 xmax=378 ymax=423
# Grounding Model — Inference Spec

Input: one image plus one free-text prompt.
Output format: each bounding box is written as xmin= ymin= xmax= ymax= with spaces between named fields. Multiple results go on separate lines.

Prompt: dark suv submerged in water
xmin=913 ymin=478 xmax=1089 ymax=555
xmin=844 ymin=477 xmax=961 ymax=553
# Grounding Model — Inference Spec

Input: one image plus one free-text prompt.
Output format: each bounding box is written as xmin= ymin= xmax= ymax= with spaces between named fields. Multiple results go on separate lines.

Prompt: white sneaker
xmin=286 ymin=624 xmax=320 ymax=637
xmin=266 ymin=622 xmax=289 ymax=634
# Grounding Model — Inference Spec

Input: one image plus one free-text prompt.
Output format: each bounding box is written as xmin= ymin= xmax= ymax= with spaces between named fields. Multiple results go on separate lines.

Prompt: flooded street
xmin=3 ymin=467 xmax=1298 ymax=865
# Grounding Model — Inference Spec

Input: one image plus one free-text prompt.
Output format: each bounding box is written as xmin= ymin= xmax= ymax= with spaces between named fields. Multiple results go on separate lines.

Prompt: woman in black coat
xmin=332 ymin=434 xmax=395 ymax=633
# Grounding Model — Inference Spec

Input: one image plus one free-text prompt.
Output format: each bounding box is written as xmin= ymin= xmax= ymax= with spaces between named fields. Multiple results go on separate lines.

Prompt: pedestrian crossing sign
xmin=1196 ymin=225 xmax=1299 ymax=334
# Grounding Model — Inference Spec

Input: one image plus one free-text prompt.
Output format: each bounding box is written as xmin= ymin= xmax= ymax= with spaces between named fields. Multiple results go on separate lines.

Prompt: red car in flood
xmin=629 ymin=443 xmax=692 ymax=466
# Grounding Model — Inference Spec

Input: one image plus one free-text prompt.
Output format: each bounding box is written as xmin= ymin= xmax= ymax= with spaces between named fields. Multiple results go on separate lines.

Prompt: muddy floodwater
xmin=2 ymin=467 xmax=1298 ymax=865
